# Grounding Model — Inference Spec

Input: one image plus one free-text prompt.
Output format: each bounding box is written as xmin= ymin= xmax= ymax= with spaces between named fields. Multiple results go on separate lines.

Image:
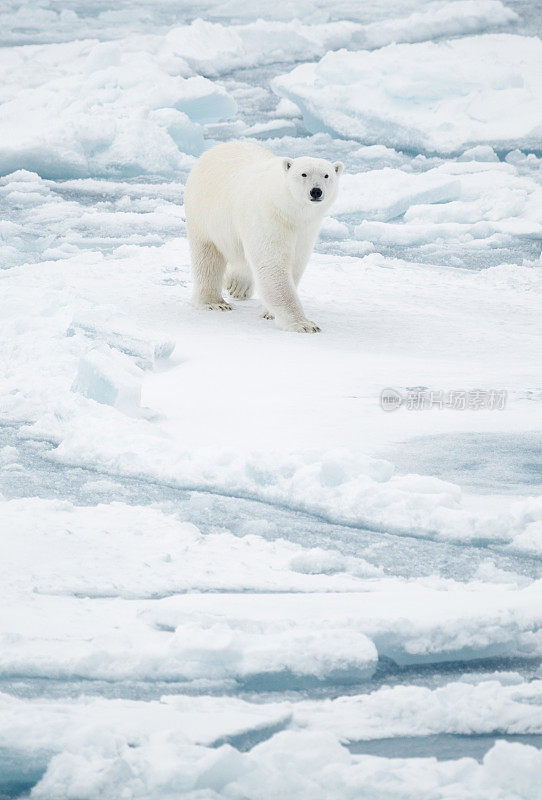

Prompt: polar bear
xmin=184 ymin=141 xmax=343 ymax=332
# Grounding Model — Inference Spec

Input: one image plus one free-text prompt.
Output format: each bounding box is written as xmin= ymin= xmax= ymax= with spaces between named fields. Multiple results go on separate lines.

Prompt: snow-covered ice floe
xmin=1 ymin=678 xmax=542 ymax=798
xmin=273 ymin=33 xmax=542 ymax=155
xmin=160 ymin=2 xmax=517 ymax=76
xmin=0 ymin=1 xmax=521 ymax=177
xmin=0 ymin=38 xmax=235 ymax=178
xmin=0 ymin=0 xmax=518 ymax=49
xmin=1 ymin=0 xmax=542 ymax=796
xmin=5 ymin=236 xmax=536 ymax=553
xmin=335 ymin=166 xmax=462 ymax=220
xmin=2 ymin=701 xmax=542 ymax=799
xmin=1 ymin=495 xmax=541 ymax=686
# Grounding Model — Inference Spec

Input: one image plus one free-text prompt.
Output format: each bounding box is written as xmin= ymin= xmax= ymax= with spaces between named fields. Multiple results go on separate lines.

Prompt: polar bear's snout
xmin=310 ymin=187 xmax=323 ymax=201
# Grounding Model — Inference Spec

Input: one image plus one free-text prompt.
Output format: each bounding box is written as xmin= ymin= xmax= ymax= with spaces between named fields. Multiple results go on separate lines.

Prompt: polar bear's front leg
xmin=225 ymin=261 xmax=254 ymax=300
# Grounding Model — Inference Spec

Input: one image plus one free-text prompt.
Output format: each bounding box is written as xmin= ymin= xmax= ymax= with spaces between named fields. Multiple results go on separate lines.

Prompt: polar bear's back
xmin=193 ymin=141 xmax=274 ymax=175
xmin=185 ymin=142 xmax=274 ymax=210
xmin=184 ymin=141 xmax=277 ymax=258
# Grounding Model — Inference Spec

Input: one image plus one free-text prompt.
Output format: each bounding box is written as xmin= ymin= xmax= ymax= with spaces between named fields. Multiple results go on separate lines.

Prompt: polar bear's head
xmin=282 ymin=156 xmax=344 ymax=209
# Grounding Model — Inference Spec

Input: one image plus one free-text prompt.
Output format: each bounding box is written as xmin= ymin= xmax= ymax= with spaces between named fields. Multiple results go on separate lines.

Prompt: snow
xmin=2 ymin=492 xmax=541 ymax=687
xmin=2 ymin=681 xmax=542 ymax=797
xmin=1 ymin=0 xmax=542 ymax=797
xmin=3 ymin=679 xmax=542 ymax=767
xmin=0 ymin=38 xmax=235 ymax=178
xmin=0 ymin=497 xmax=379 ymax=598
xmin=335 ymin=167 xmax=462 ymax=220
xmin=148 ymin=584 xmax=542 ymax=667
xmin=352 ymin=0 xmax=518 ymax=48
xmin=0 ymin=0 xmax=518 ymax=47
xmin=297 ymin=678 xmax=542 ymax=739
xmin=4 ymin=235 xmax=537 ymax=551
xmin=273 ymin=34 xmax=542 ymax=155
xmin=335 ymin=159 xmax=542 ymax=253
xmin=18 ymin=732 xmax=542 ymax=800
xmin=0 ymin=2 xmax=521 ymax=177
xmin=161 ymin=3 xmax=517 ymax=76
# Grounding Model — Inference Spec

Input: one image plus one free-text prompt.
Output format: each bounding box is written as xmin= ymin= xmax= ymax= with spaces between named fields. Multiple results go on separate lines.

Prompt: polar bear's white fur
xmin=184 ymin=141 xmax=343 ymax=332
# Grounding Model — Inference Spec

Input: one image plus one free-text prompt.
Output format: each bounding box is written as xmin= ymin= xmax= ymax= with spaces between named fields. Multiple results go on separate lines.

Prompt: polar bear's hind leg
xmin=190 ymin=238 xmax=232 ymax=311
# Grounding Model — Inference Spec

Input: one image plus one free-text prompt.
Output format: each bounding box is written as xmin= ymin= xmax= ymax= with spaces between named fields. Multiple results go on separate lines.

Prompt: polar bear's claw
xmin=227 ymin=279 xmax=253 ymax=300
xmin=200 ymin=300 xmax=233 ymax=311
xmin=260 ymin=310 xmax=274 ymax=320
xmin=290 ymin=320 xmax=321 ymax=333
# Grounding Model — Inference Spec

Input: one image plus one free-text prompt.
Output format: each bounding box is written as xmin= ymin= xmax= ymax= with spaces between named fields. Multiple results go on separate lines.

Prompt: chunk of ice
xmin=335 ymin=167 xmax=461 ymax=221
xmin=67 ymin=308 xmax=175 ymax=369
xmin=459 ymin=145 xmax=500 ymax=162
xmin=71 ymin=346 xmax=143 ymax=410
xmin=273 ymin=34 xmax=542 ymax=155
xmin=0 ymin=38 xmax=236 ymax=178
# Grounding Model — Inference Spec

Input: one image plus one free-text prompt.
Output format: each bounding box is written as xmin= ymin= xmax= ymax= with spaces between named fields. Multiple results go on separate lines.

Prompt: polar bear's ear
xmin=282 ymin=158 xmax=293 ymax=172
xmin=333 ymin=161 xmax=344 ymax=176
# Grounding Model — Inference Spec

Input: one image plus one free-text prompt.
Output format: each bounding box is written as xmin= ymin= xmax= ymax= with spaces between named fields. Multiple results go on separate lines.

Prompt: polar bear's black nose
xmin=310 ymin=187 xmax=323 ymax=200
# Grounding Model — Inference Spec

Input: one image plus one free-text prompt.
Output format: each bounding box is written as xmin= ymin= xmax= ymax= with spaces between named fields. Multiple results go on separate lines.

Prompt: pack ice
xmin=273 ymin=34 xmax=542 ymax=154
xmin=0 ymin=38 xmax=235 ymax=178
xmin=1 ymin=0 xmax=542 ymax=798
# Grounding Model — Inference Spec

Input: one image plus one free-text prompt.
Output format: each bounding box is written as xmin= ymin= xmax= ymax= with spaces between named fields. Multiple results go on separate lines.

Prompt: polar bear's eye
xmin=301 ymin=173 xmax=307 ymax=177
xmin=324 ymin=174 xmax=329 ymax=179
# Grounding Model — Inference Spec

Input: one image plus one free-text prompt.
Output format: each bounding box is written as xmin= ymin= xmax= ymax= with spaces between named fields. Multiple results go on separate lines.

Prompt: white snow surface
xmin=1 ymin=1 xmax=542 ymax=798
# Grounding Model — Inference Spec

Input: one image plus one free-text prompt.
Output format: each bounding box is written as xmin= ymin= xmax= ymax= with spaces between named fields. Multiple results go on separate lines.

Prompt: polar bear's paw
xmin=227 ymin=277 xmax=253 ymax=300
xmin=288 ymin=319 xmax=321 ymax=333
xmin=260 ymin=310 xmax=275 ymax=320
xmin=196 ymin=299 xmax=233 ymax=311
